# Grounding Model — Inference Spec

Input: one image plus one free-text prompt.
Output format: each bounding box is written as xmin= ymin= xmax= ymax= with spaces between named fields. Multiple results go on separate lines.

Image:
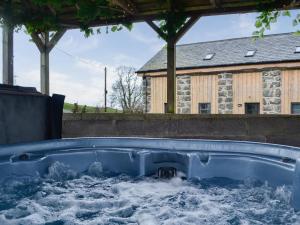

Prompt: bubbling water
xmin=0 ymin=161 xmax=298 ymax=225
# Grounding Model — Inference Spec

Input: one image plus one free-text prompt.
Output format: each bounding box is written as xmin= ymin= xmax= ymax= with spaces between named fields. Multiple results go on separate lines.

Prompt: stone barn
xmin=138 ymin=33 xmax=300 ymax=115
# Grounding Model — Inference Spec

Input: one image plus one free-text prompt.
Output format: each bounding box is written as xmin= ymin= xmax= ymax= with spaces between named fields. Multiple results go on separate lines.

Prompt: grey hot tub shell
xmin=0 ymin=138 xmax=299 ymax=209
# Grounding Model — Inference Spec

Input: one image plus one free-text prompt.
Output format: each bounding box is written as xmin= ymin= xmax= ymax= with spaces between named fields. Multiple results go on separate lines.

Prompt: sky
xmin=0 ymin=11 xmax=299 ymax=106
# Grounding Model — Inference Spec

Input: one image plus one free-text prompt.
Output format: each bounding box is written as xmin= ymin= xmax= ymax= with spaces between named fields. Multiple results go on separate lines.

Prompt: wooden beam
xmin=147 ymin=16 xmax=199 ymax=113
xmin=110 ymin=0 xmax=137 ymax=14
xmin=47 ymin=4 xmax=57 ymax=16
xmin=31 ymin=30 xmax=66 ymax=95
xmin=2 ymin=24 xmax=14 ymax=85
xmin=146 ymin=20 xmax=166 ymax=40
xmin=210 ymin=0 xmax=222 ymax=8
xmin=2 ymin=0 xmax=300 ymax=31
xmin=47 ymin=29 xmax=66 ymax=52
xmin=166 ymin=16 xmax=176 ymax=114
xmin=31 ymin=32 xmax=44 ymax=52
xmin=166 ymin=39 xmax=176 ymax=113
xmin=40 ymin=32 xmax=49 ymax=95
xmin=174 ymin=15 xmax=201 ymax=43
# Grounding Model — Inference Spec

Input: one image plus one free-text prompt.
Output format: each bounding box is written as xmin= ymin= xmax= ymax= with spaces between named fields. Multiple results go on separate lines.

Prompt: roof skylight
xmin=295 ymin=46 xmax=300 ymax=53
xmin=204 ymin=53 xmax=215 ymax=60
xmin=245 ymin=50 xmax=256 ymax=57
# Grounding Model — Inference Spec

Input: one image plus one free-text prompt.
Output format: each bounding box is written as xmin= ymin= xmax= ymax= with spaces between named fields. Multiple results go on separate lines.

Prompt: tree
xmin=81 ymin=105 xmax=87 ymax=114
xmin=95 ymin=106 xmax=100 ymax=113
xmin=110 ymin=66 xmax=143 ymax=113
xmin=72 ymin=103 xmax=79 ymax=114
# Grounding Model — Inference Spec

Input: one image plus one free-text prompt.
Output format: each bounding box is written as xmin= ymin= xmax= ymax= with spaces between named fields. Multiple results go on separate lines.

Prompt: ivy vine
xmin=3 ymin=0 xmax=297 ymax=40
xmin=0 ymin=0 xmax=134 ymax=36
xmin=255 ymin=0 xmax=299 ymax=38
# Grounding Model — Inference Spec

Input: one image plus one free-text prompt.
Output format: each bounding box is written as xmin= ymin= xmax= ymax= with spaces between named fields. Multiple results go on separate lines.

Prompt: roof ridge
xmin=177 ymin=32 xmax=295 ymax=47
xmin=138 ymin=32 xmax=300 ymax=73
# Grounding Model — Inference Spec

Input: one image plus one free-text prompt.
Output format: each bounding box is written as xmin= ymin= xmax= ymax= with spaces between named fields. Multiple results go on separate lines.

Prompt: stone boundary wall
xmin=63 ymin=113 xmax=300 ymax=147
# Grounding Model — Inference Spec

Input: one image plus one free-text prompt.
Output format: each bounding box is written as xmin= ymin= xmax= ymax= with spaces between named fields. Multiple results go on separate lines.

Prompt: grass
xmin=64 ymin=102 xmax=119 ymax=113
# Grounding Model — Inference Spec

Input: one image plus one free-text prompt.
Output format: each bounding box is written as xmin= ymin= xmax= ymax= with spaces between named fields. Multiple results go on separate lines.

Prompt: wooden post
xmin=41 ymin=32 xmax=50 ymax=95
xmin=147 ymin=16 xmax=200 ymax=113
xmin=2 ymin=24 xmax=14 ymax=85
xmin=166 ymin=38 xmax=176 ymax=113
xmin=104 ymin=67 xmax=107 ymax=112
xmin=31 ymin=30 xmax=66 ymax=95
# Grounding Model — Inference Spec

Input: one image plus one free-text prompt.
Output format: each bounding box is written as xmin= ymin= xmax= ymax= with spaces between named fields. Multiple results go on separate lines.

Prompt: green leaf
xmin=293 ymin=19 xmax=299 ymax=27
xmin=282 ymin=10 xmax=291 ymax=17
xmin=111 ymin=26 xmax=118 ymax=32
xmin=255 ymin=20 xmax=262 ymax=28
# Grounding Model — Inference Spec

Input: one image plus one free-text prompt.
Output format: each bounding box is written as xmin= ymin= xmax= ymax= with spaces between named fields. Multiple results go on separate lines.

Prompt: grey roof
xmin=138 ymin=33 xmax=300 ymax=73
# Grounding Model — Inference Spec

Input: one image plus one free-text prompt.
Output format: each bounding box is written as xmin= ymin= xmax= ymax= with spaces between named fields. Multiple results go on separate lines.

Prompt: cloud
xmin=128 ymin=24 xmax=164 ymax=53
xmin=58 ymin=34 xmax=101 ymax=54
xmin=15 ymin=67 xmax=113 ymax=106
xmin=112 ymin=53 xmax=141 ymax=68
xmin=75 ymin=58 xmax=119 ymax=96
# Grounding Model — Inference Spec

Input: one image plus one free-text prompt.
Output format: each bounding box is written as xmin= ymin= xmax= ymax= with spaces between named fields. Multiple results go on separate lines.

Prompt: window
xmin=245 ymin=50 xmax=256 ymax=57
xmin=295 ymin=46 xmax=300 ymax=53
xmin=245 ymin=103 xmax=260 ymax=115
xmin=204 ymin=53 xmax=215 ymax=60
xmin=198 ymin=103 xmax=211 ymax=114
xmin=291 ymin=103 xmax=300 ymax=114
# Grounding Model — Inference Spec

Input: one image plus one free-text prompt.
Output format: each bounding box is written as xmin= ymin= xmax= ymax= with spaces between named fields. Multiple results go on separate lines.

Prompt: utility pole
xmin=104 ymin=67 xmax=107 ymax=112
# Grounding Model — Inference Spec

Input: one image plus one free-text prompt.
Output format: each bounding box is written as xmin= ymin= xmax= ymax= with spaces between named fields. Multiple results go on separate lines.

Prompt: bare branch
xmin=109 ymin=66 xmax=143 ymax=112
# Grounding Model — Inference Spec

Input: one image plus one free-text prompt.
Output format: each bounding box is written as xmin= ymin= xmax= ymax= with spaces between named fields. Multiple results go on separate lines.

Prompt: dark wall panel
xmin=0 ymin=85 xmax=64 ymax=145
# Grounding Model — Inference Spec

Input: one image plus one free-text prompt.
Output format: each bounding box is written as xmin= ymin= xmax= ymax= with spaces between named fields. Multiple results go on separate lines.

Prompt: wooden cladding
xmin=149 ymin=69 xmax=300 ymax=114
xmin=191 ymin=75 xmax=218 ymax=114
xmin=232 ymin=72 xmax=262 ymax=114
xmin=150 ymin=76 xmax=167 ymax=113
xmin=282 ymin=70 xmax=300 ymax=114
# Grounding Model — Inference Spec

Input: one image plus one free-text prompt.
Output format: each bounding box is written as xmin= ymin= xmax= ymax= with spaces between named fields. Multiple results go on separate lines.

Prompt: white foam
xmin=87 ymin=162 xmax=103 ymax=177
xmin=46 ymin=161 xmax=77 ymax=181
xmin=0 ymin=162 xmax=299 ymax=225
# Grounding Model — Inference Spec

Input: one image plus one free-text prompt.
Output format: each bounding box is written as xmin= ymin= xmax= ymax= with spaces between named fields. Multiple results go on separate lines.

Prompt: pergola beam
xmin=31 ymin=29 xmax=66 ymax=95
xmin=1 ymin=1 xmax=300 ymax=30
xmin=146 ymin=20 xmax=166 ymax=40
xmin=174 ymin=16 xmax=201 ymax=43
xmin=40 ymin=32 xmax=50 ymax=95
xmin=110 ymin=0 xmax=138 ymax=15
xmin=2 ymin=24 xmax=14 ymax=85
xmin=210 ymin=0 xmax=222 ymax=8
xmin=147 ymin=16 xmax=200 ymax=113
xmin=48 ymin=30 xmax=67 ymax=52
xmin=30 ymin=32 xmax=44 ymax=52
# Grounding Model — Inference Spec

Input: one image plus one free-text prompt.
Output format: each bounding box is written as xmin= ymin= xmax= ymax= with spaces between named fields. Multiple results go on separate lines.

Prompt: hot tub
xmin=0 ymin=138 xmax=300 ymax=224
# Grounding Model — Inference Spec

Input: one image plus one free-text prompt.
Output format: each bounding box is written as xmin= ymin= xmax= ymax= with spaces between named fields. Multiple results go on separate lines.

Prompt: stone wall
xmin=262 ymin=70 xmax=282 ymax=114
xmin=177 ymin=75 xmax=191 ymax=114
xmin=218 ymin=73 xmax=233 ymax=114
xmin=143 ymin=77 xmax=151 ymax=113
xmin=63 ymin=113 xmax=300 ymax=147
